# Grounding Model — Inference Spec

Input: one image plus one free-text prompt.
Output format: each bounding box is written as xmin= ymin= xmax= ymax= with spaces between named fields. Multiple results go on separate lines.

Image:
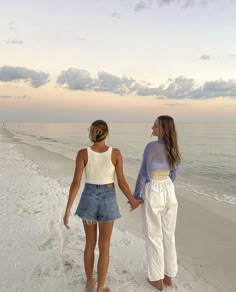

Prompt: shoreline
xmin=1 ymin=127 xmax=236 ymax=291
xmin=3 ymin=124 xmax=236 ymax=207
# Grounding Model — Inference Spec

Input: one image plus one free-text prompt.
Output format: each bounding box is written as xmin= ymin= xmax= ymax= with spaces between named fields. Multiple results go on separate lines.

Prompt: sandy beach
xmin=0 ymin=127 xmax=236 ymax=292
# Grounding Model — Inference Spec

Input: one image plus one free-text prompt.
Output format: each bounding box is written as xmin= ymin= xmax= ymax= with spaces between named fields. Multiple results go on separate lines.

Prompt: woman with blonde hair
xmin=134 ymin=115 xmax=181 ymax=291
xmin=64 ymin=120 xmax=141 ymax=292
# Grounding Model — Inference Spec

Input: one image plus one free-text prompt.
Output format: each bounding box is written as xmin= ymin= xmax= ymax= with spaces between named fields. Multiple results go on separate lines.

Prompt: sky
xmin=0 ymin=0 xmax=236 ymax=123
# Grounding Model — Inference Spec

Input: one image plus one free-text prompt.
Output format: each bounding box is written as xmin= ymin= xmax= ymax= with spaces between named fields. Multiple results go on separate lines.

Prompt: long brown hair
xmin=89 ymin=120 xmax=109 ymax=142
xmin=158 ymin=115 xmax=181 ymax=169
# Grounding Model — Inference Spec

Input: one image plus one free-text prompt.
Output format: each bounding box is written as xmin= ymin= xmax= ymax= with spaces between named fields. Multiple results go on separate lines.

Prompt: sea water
xmin=4 ymin=122 xmax=236 ymax=205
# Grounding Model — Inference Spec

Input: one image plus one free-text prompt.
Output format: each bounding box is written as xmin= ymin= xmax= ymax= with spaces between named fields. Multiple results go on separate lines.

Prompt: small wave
xmin=11 ymin=130 xmax=37 ymax=139
xmin=37 ymin=136 xmax=59 ymax=143
xmin=176 ymin=184 xmax=236 ymax=205
xmin=123 ymin=157 xmax=142 ymax=164
xmin=37 ymin=136 xmax=71 ymax=145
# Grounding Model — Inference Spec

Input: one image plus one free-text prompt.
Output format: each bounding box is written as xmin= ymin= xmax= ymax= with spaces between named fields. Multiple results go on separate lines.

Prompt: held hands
xmin=130 ymin=198 xmax=143 ymax=211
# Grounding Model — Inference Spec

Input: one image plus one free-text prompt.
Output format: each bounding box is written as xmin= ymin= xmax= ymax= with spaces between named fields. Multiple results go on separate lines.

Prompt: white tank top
xmin=85 ymin=147 xmax=115 ymax=184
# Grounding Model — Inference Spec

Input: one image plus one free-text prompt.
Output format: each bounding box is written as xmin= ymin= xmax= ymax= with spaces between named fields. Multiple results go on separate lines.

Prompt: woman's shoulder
xmin=75 ymin=148 xmax=88 ymax=166
xmin=111 ymin=147 xmax=121 ymax=155
xmin=147 ymin=140 xmax=165 ymax=146
xmin=144 ymin=140 xmax=165 ymax=151
xmin=111 ymin=148 xmax=122 ymax=166
xmin=78 ymin=148 xmax=87 ymax=153
xmin=77 ymin=148 xmax=88 ymax=158
xmin=145 ymin=140 xmax=158 ymax=148
xmin=111 ymin=148 xmax=123 ymax=161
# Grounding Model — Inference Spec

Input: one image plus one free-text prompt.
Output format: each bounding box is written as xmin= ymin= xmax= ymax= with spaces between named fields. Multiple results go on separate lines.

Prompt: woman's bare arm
xmin=64 ymin=149 xmax=87 ymax=228
xmin=112 ymin=148 xmax=141 ymax=210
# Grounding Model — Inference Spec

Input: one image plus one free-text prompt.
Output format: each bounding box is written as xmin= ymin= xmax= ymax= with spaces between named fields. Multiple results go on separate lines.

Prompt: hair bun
xmin=89 ymin=120 xmax=109 ymax=142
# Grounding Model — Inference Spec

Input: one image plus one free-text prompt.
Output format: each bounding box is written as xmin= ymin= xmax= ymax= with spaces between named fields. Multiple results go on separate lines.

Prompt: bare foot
xmin=86 ymin=278 xmax=96 ymax=291
xmin=163 ymin=275 xmax=173 ymax=287
xmin=97 ymin=288 xmax=110 ymax=292
xmin=147 ymin=278 xmax=164 ymax=291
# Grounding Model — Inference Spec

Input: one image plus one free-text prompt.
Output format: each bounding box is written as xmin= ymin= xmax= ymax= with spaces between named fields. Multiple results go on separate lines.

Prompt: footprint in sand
xmin=113 ymin=265 xmax=132 ymax=283
xmin=123 ymin=238 xmax=131 ymax=246
xmin=17 ymin=207 xmax=41 ymax=216
xmin=116 ymin=277 xmax=142 ymax=291
xmin=183 ymin=282 xmax=192 ymax=290
xmin=134 ymin=285 xmax=145 ymax=292
xmin=63 ymin=254 xmax=82 ymax=271
xmin=62 ymin=260 xmax=74 ymax=273
xmin=67 ymin=276 xmax=86 ymax=288
xmin=0 ymin=239 xmax=16 ymax=249
xmin=38 ymin=237 xmax=60 ymax=251
xmin=31 ymin=254 xmax=76 ymax=279
xmin=32 ymin=262 xmax=61 ymax=278
xmin=33 ymin=264 xmax=50 ymax=277
xmin=112 ymin=237 xmax=131 ymax=248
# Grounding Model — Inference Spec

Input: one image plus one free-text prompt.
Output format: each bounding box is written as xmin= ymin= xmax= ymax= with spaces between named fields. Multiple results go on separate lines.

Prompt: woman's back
xmin=85 ymin=147 xmax=115 ymax=184
xmin=145 ymin=140 xmax=170 ymax=172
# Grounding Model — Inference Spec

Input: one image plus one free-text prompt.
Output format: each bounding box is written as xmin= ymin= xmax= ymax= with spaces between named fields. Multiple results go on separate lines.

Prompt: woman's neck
xmin=91 ymin=140 xmax=108 ymax=153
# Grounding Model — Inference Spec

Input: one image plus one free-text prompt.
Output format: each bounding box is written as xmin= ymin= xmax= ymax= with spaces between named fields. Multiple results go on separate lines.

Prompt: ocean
xmin=4 ymin=122 xmax=236 ymax=205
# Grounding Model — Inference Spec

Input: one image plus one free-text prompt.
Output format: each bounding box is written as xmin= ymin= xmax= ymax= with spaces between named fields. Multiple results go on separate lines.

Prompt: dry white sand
xmin=0 ymin=127 xmax=235 ymax=292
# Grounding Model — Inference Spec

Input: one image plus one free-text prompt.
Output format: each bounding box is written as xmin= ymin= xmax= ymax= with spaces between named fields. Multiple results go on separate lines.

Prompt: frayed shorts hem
xmin=75 ymin=214 xmax=121 ymax=224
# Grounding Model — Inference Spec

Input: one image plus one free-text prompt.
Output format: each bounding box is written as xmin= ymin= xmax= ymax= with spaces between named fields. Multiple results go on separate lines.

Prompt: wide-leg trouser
xmin=142 ymin=178 xmax=178 ymax=281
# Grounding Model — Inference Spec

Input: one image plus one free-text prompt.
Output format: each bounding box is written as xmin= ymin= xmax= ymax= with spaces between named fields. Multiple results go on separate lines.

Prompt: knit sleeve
xmin=133 ymin=145 xmax=149 ymax=200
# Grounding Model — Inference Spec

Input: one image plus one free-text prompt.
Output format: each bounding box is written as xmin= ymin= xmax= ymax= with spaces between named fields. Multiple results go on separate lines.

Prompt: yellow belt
xmin=151 ymin=170 xmax=169 ymax=180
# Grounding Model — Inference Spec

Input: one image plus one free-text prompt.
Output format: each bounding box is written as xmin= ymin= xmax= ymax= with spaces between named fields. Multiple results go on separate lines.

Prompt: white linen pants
xmin=142 ymin=177 xmax=178 ymax=281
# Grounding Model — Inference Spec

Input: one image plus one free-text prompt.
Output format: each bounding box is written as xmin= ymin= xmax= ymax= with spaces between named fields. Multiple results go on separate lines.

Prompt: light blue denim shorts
xmin=75 ymin=183 xmax=121 ymax=223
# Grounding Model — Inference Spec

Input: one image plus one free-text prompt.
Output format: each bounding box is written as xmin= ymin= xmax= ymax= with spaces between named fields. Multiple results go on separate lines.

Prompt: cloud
xmin=111 ymin=12 xmax=121 ymax=19
xmin=4 ymin=39 xmax=24 ymax=45
xmin=164 ymin=102 xmax=183 ymax=106
xmin=199 ymin=54 xmax=236 ymax=60
xmin=0 ymin=95 xmax=27 ymax=99
xmin=57 ymin=68 xmax=236 ymax=99
xmin=76 ymin=36 xmax=86 ymax=41
xmin=137 ymin=76 xmax=236 ymax=99
xmin=192 ymin=79 xmax=236 ymax=99
xmin=134 ymin=0 xmax=217 ymax=11
xmin=3 ymin=21 xmax=24 ymax=45
xmin=9 ymin=21 xmax=16 ymax=33
xmin=0 ymin=66 xmax=50 ymax=87
xmin=95 ymin=72 xmax=137 ymax=94
xmin=137 ymin=76 xmax=195 ymax=98
xmin=200 ymin=0 xmax=214 ymax=6
xmin=158 ymin=0 xmax=176 ymax=4
xmin=57 ymin=68 xmax=138 ymax=94
xmin=181 ymin=0 xmax=195 ymax=8
xmin=200 ymin=54 xmax=211 ymax=60
xmin=134 ymin=1 xmax=152 ymax=12
xmin=158 ymin=0 xmax=214 ymax=5
xmin=57 ymin=68 xmax=94 ymax=90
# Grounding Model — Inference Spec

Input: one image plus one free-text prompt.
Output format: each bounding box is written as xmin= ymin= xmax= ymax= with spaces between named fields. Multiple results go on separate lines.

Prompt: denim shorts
xmin=75 ymin=183 xmax=121 ymax=223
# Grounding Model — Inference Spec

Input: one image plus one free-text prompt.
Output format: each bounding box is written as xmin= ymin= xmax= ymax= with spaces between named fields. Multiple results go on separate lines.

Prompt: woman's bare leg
xmin=83 ymin=221 xmax=97 ymax=290
xmin=97 ymin=222 xmax=114 ymax=292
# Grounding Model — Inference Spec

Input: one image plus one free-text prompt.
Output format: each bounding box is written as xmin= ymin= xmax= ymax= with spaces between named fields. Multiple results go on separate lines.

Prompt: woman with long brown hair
xmin=134 ymin=115 xmax=181 ymax=291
